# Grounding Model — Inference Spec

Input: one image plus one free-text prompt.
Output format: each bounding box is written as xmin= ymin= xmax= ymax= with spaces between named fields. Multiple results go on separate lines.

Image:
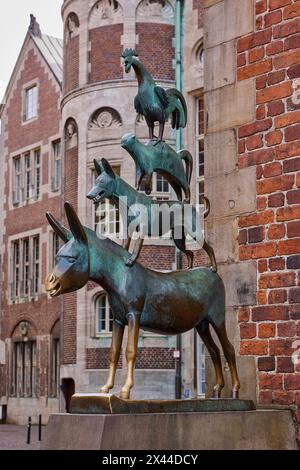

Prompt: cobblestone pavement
xmin=0 ymin=425 xmax=41 ymax=450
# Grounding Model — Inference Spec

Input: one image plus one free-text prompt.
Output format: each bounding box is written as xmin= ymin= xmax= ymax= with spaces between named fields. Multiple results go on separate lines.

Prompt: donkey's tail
xmin=200 ymin=195 xmax=211 ymax=218
xmin=179 ymin=150 xmax=193 ymax=184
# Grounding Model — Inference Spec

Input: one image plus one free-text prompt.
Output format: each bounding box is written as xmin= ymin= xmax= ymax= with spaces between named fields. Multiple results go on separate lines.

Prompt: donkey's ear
xmin=64 ymin=202 xmax=88 ymax=244
xmin=46 ymin=212 xmax=71 ymax=243
xmin=94 ymin=159 xmax=102 ymax=176
xmin=101 ymin=158 xmax=116 ymax=179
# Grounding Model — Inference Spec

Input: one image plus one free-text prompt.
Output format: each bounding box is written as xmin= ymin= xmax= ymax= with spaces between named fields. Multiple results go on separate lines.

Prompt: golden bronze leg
xmin=120 ymin=313 xmax=140 ymax=400
xmin=100 ymin=320 xmax=124 ymax=393
xmin=212 ymin=322 xmax=241 ymax=399
xmin=196 ymin=321 xmax=224 ymax=398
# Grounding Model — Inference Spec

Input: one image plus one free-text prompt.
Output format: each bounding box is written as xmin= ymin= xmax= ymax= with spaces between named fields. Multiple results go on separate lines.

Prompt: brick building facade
xmin=1 ymin=0 xmax=299 ymax=445
xmin=0 ymin=1 xmax=206 ymax=424
xmin=203 ymin=0 xmax=300 ymax=444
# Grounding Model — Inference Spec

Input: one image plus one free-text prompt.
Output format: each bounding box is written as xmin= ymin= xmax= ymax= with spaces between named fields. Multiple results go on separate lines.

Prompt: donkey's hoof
xmin=210 ymin=265 xmax=217 ymax=273
xmin=231 ymin=389 xmax=239 ymax=399
xmin=100 ymin=386 xmax=111 ymax=394
xmin=120 ymin=389 xmax=130 ymax=400
xmin=212 ymin=387 xmax=223 ymax=399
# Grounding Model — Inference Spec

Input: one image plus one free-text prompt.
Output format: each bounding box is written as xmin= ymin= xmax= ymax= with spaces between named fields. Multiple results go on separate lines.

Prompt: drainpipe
xmin=174 ymin=0 xmax=184 ymax=400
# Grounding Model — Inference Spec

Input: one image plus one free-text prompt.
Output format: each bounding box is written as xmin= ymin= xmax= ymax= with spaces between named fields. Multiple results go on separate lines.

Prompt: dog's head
xmin=87 ymin=158 xmax=117 ymax=204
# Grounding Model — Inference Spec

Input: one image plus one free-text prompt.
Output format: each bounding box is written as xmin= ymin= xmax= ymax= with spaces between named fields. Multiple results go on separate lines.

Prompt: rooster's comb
xmin=122 ymin=48 xmax=138 ymax=59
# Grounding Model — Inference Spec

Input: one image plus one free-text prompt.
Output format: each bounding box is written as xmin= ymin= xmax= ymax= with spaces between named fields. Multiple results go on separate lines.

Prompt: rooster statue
xmin=122 ymin=48 xmax=187 ymax=142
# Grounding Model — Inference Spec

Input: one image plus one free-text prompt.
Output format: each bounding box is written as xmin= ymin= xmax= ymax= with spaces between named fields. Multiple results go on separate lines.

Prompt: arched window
xmin=95 ymin=294 xmax=113 ymax=334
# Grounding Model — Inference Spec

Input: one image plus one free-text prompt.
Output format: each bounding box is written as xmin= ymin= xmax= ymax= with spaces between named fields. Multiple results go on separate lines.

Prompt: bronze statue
xmin=87 ymin=159 xmax=217 ymax=271
xmin=45 ymin=202 xmax=240 ymax=400
xmin=122 ymin=48 xmax=187 ymax=142
xmin=121 ymin=133 xmax=192 ymax=202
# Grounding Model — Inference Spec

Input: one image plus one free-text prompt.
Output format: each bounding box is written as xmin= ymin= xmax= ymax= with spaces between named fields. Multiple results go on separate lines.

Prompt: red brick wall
xmin=237 ymin=0 xmax=300 ymax=443
xmin=1 ymin=44 xmax=62 ymax=397
xmin=86 ymin=348 xmax=122 ymax=369
xmin=136 ymin=23 xmax=175 ymax=81
xmin=136 ymin=347 xmax=175 ymax=369
xmin=89 ymin=25 xmax=123 ymax=83
xmin=64 ymin=36 xmax=79 ymax=94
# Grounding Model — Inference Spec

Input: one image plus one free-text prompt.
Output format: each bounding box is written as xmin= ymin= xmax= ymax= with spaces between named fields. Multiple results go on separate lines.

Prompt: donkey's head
xmin=45 ymin=202 xmax=89 ymax=297
xmin=87 ymin=158 xmax=117 ymax=205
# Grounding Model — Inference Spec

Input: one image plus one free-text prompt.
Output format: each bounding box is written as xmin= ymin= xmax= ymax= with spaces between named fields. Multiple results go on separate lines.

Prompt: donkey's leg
xmin=196 ymin=320 xmax=224 ymax=399
xmin=122 ymin=235 xmax=131 ymax=251
xmin=101 ymin=320 xmax=124 ymax=393
xmin=120 ymin=313 xmax=140 ymax=399
xmin=172 ymin=227 xmax=194 ymax=269
xmin=211 ymin=321 xmax=241 ymax=399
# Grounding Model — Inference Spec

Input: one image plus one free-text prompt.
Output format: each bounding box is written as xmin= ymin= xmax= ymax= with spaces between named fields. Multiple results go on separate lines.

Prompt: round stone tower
xmin=60 ymin=0 xmax=177 ymax=399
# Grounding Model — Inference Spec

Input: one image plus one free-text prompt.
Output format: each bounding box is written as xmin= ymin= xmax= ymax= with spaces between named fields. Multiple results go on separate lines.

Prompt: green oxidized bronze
xmin=45 ymin=202 xmax=240 ymax=400
xmin=87 ymin=159 xmax=217 ymax=271
xmin=122 ymin=48 xmax=187 ymax=142
xmin=121 ymin=133 xmax=192 ymax=202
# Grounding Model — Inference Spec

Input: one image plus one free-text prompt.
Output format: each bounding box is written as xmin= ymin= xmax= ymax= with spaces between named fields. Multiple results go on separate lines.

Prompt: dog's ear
xmin=101 ymin=158 xmax=115 ymax=180
xmin=94 ymin=159 xmax=102 ymax=176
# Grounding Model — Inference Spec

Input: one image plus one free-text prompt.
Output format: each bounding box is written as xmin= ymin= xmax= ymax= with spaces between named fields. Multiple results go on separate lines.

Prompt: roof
xmin=31 ymin=33 xmax=63 ymax=84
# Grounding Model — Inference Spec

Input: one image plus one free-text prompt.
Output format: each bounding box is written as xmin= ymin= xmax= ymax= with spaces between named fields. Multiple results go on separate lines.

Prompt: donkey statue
xmin=45 ymin=202 xmax=240 ymax=400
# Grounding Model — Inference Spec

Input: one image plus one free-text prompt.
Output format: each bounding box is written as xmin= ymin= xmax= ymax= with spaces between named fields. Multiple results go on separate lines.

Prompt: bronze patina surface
xmin=45 ymin=203 xmax=239 ymax=400
xmin=70 ymin=393 xmax=255 ymax=415
xmin=122 ymin=48 xmax=187 ymax=142
xmin=87 ymin=159 xmax=217 ymax=271
xmin=121 ymin=133 xmax=193 ymax=202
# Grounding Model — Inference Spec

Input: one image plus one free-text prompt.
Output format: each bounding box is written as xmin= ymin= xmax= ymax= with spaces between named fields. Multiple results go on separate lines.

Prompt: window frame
xmin=195 ymin=96 xmax=205 ymax=205
xmin=24 ymin=85 xmax=38 ymax=122
xmin=10 ymin=235 xmax=40 ymax=302
xmin=95 ymin=294 xmax=113 ymax=336
xmin=51 ymin=140 xmax=62 ymax=192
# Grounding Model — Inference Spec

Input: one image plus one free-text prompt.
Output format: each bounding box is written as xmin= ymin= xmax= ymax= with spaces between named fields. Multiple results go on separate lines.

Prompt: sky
xmin=0 ymin=1 xmax=63 ymax=100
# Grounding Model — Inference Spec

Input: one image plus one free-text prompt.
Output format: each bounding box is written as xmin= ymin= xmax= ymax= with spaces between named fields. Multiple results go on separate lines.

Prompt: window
xmin=96 ymin=294 xmax=113 ymax=334
xmin=52 ymin=140 xmax=61 ymax=191
xmin=34 ymin=149 xmax=41 ymax=199
xmin=11 ymin=341 xmax=37 ymax=397
xmin=139 ymin=173 xmax=171 ymax=201
xmin=12 ymin=157 xmax=22 ymax=205
xmin=10 ymin=235 xmax=40 ymax=301
xmin=93 ymin=166 xmax=120 ymax=238
xmin=50 ymin=338 xmax=60 ymax=398
xmin=196 ymin=97 xmax=205 ymax=204
xmin=24 ymin=153 xmax=31 ymax=200
xmin=12 ymin=149 xmax=41 ymax=205
xmin=25 ymin=85 xmax=38 ymax=121
xmin=51 ymin=231 xmax=61 ymax=270
xmin=197 ymin=336 xmax=206 ymax=397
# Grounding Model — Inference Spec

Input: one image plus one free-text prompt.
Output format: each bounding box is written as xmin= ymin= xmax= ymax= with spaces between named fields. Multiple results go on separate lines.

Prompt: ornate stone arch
xmin=64 ymin=117 xmax=78 ymax=149
xmin=136 ymin=0 xmax=175 ymax=24
xmin=10 ymin=319 xmax=37 ymax=340
xmin=65 ymin=12 xmax=80 ymax=41
xmin=89 ymin=0 xmax=123 ymax=28
xmin=88 ymin=107 xmax=122 ymax=130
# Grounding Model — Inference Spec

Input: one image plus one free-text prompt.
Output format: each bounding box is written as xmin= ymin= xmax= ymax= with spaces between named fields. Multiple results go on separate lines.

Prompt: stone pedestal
xmin=42 ymin=409 xmax=297 ymax=450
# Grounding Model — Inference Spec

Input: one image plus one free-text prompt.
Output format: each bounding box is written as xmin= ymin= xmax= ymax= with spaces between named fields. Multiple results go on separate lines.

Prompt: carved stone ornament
xmin=136 ymin=0 xmax=175 ymax=24
xmin=89 ymin=0 xmax=122 ymax=28
xmin=65 ymin=120 xmax=78 ymax=149
xmin=66 ymin=13 xmax=80 ymax=40
xmin=89 ymin=108 xmax=122 ymax=129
